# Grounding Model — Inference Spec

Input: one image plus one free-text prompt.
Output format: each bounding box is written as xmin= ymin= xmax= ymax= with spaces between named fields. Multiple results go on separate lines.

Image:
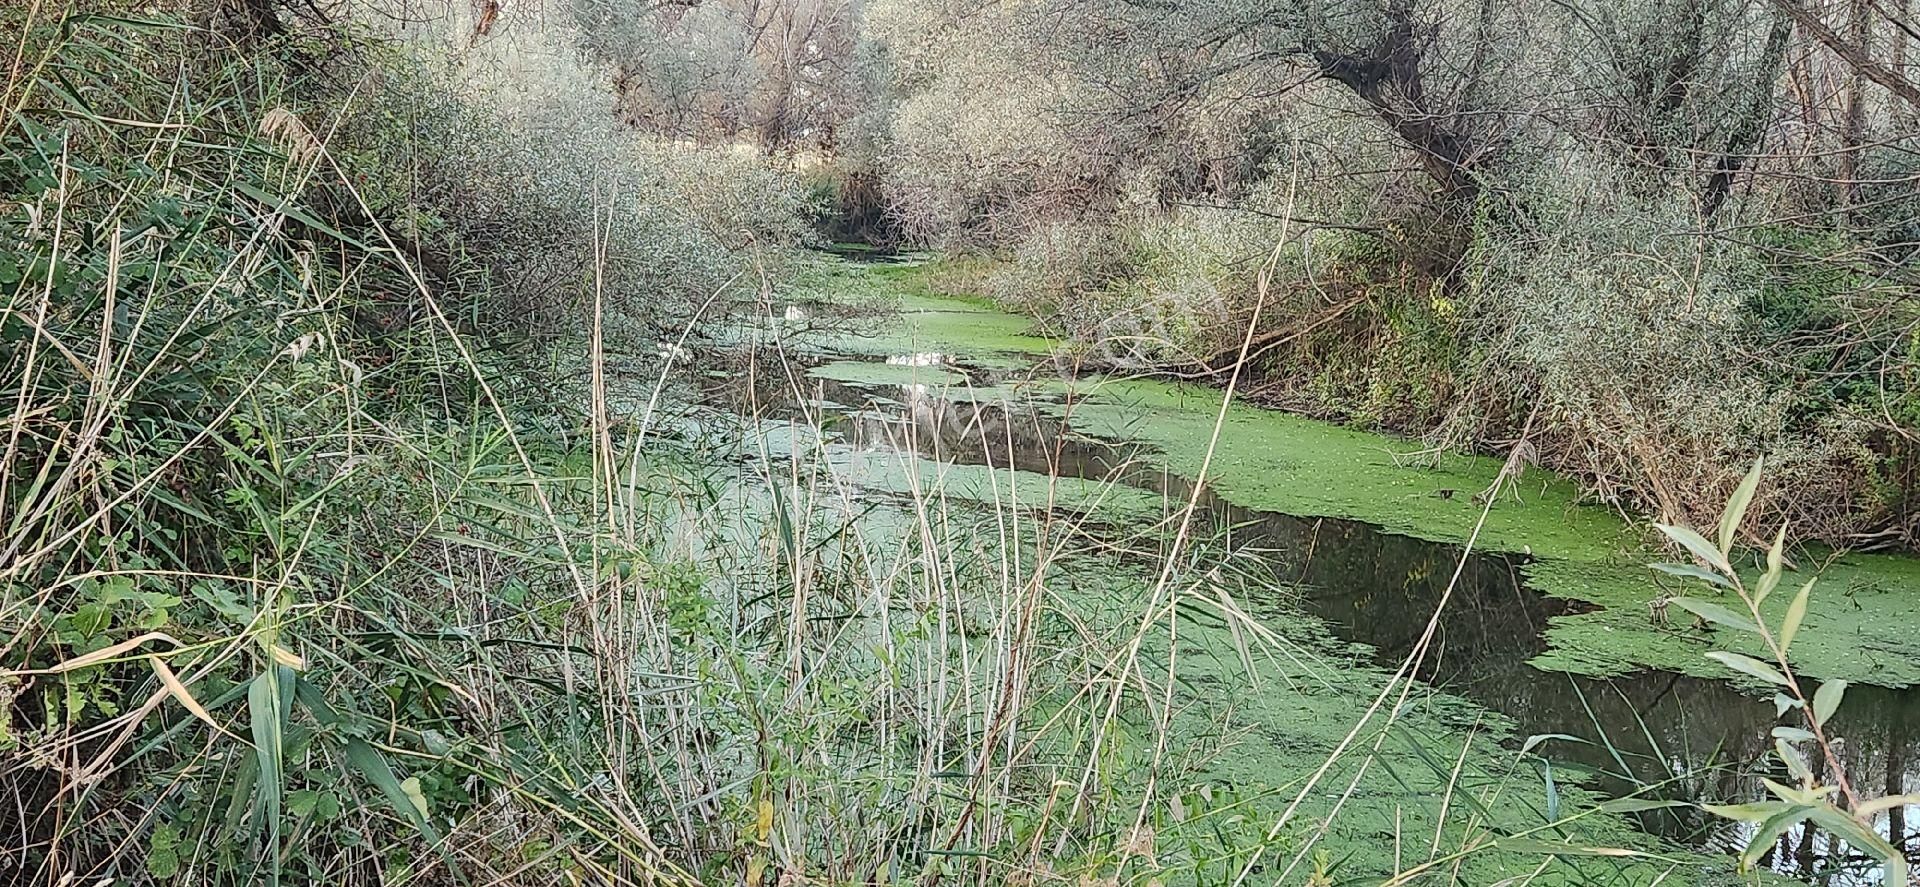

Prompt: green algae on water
xmin=785 ymin=257 xmax=1056 ymax=366
xmin=807 ymin=359 xmax=970 ymax=389
xmin=720 ymin=402 xmax=1716 ymax=885
xmin=808 ymin=256 xmax=1920 ymax=689
xmin=1052 ymin=375 xmax=1920 ymax=687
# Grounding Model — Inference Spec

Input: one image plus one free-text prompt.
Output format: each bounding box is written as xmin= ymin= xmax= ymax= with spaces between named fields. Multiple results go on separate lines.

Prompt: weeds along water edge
xmin=670 ymin=321 xmax=1733 ymax=884
xmin=0 ymin=10 xmax=1881 ymax=887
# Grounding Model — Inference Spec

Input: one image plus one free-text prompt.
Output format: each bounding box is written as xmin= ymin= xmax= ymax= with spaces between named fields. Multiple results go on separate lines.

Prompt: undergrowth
xmin=0 ymin=6 xmax=1843 ymax=887
xmin=969 ymin=183 xmax=1919 ymax=550
xmin=0 ymin=9 xmax=793 ymax=884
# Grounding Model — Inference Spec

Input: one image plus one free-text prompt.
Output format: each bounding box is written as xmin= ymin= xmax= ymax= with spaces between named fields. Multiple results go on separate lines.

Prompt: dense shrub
xmin=0 ymin=9 xmax=811 ymax=884
xmin=338 ymin=30 xmax=808 ymax=344
xmin=1449 ymin=156 xmax=1893 ymax=537
xmin=955 ymin=134 xmax=1915 ymax=541
xmin=993 ymin=207 xmax=1285 ymax=369
xmin=842 ymin=0 xmax=1920 ymax=544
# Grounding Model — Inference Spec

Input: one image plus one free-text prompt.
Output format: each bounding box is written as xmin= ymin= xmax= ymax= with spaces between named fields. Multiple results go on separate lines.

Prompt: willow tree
xmin=567 ymin=0 xmax=862 ymax=151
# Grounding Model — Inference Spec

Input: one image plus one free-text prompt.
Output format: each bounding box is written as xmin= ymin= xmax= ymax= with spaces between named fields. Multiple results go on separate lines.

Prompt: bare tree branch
xmin=1768 ymin=0 xmax=1920 ymax=108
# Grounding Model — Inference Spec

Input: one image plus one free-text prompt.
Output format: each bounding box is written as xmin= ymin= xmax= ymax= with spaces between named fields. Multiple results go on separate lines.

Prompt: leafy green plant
xmin=0 ymin=7 xmax=790 ymax=884
xmin=1653 ymin=458 xmax=1912 ymax=881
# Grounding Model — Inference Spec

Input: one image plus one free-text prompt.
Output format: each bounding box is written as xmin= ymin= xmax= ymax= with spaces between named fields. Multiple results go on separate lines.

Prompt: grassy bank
xmin=0 ymin=7 xmax=807 ymax=883
xmin=3 ymin=4 xmax=1906 ymax=885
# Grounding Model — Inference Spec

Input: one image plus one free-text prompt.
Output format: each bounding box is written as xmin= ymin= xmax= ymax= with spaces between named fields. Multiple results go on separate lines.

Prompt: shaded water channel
xmin=708 ymin=346 xmax=1920 ymax=884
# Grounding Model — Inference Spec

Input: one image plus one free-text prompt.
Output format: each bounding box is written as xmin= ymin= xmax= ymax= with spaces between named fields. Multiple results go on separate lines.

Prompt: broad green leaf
xmin=1669 ymin=597 xmax=1760 ymax=633
xmin=1706 ymin=651 xmax=1788 ymax=686
xmin=1780 ymin=579 xmax=1815 ymax=651
xmin=1718 ymin=457 xmax=1764 ymax=555
xmin=64 ymin=13 xmax=189 ymax=35
xmin=303 ymin=682 xmax=459 ymax=882
xmin=343 ymin=738 xmax=441 ymax=840
xmin=1773 ymin=693 xmax=1802 ymax=717
xmin=223 ymin=752 xmax=258 ymax=833
xmin=1655 ymin=523 xmax=1731 ymax=574
xmin=1739 ymin=806 xmax=1813 ymax=872
xmin=1771 ymin=726 xmax=1816 ymax=742
xmin=295 ymin=684 xmax=432 ymax=833
xmin=1812 ymin=680 xmax=1847 ymax=727
xmin=248 ymin=670 xmax=287 ymax=887
xmin=1596 ymin=798 xmax=1690 ymax=814
xmin=1809 ymin=807 xmax=1908 ymax=884
xmin=231 ymin=181 xmax=369 ymax=249
xmin=1650 ymin=563 xmax=1732 ymax=588
xmin=1543 ymin=759 xmax=1559 ymax=820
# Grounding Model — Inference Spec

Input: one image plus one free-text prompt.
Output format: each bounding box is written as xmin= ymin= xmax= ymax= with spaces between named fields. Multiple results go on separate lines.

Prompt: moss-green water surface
xmin=764 ymin=254 xmax=1920 ymax=885
xmin=794 ymin=256 xmax=1920 ymax=690
xmin=712 ymin=403 xmax=1725 ymax=885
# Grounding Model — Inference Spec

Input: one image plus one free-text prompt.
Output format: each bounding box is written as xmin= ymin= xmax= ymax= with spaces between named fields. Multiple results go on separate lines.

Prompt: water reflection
xmin=715 ymin=362 xmax=1920 ymax=883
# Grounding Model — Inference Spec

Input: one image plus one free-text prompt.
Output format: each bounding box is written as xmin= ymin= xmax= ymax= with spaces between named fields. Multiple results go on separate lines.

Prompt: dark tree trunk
xmin=229 ymin=0 xmax=287 ymax=39
xmin=1306 ymin=4 xmax=1494 ymax=281
xmin=1310 ymin=9 xmax=1486 ymax=207
xmin=1768 ymin=0 xmax=1920 ymax=110
xmin=1701 ymin=15 xmax=1793 ymax=218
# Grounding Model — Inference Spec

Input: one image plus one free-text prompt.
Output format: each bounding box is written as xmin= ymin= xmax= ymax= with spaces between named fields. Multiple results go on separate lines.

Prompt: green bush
xmin=0 ymin=10 xmax=811 ymax=884
xmin=1468 ymin=159 xmax=1886 ymax=538
xmin=336 ymin=31 xmax=808 ymax=345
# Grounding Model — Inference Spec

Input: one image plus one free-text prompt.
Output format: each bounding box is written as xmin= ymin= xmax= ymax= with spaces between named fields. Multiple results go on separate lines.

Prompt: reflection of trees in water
xmin=783 ymin=370 xmax=1920 ymax=884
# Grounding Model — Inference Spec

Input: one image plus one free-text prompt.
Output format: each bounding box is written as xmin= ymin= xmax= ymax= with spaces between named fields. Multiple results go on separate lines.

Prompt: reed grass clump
xmin=0 ymin=9 xmax=795 ymax=883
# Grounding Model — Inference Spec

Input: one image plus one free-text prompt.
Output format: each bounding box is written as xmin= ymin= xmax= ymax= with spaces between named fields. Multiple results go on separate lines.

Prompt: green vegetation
xmin=561 ymin=0 xmax=1920 ymax=550
xmin=798 ymin=260 xmax=1920 ymax=883
xmin=0 ymin=4 xmax=812 ymax=883
xmin=8 ymin=1 xmax=1920 ymax=886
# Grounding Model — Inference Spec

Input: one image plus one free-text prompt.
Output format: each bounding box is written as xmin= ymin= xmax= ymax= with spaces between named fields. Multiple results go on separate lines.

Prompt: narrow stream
xmin=709 ymin=331 xmax=1920 ymax=883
